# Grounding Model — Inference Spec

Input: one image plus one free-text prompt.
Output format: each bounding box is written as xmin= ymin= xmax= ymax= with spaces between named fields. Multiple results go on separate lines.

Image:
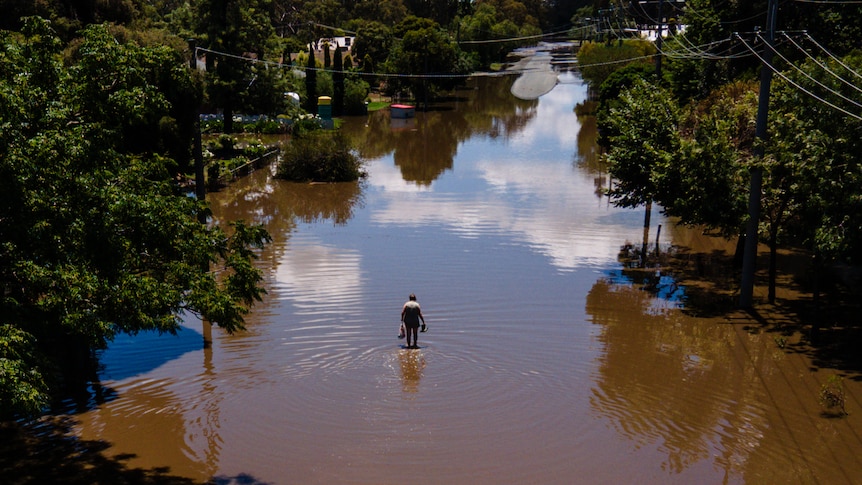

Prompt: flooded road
xmin=70 ymin=70 xmax=862 ymax=484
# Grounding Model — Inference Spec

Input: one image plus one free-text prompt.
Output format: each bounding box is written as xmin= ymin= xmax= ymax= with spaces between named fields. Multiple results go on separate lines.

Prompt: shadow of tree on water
xmin=0 ymin=418 xmax=270 ymax=485
xmin=616 ymin=240 xmax=862 ymax=378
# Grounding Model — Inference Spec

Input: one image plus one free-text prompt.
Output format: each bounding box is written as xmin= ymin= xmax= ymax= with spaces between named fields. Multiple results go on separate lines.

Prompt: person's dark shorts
xmin=403 ymin=320 xmax=420 ymax=329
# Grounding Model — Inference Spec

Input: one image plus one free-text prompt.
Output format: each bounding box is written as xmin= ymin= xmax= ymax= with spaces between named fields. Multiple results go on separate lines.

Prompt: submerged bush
xmin=277 ymin=131 xmax=364 ymax=182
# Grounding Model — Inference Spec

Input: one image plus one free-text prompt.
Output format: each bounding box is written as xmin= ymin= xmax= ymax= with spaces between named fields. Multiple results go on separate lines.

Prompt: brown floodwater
xmin=67 ymin=67 xmax=862 ymax=484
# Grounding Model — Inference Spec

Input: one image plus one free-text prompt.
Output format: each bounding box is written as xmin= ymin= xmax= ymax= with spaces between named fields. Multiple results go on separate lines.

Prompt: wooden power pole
xmin=739 ymin=0 xmax=779 ymax=308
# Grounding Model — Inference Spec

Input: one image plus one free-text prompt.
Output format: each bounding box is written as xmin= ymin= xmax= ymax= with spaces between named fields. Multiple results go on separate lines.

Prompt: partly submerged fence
xmin=216 ymin=149 xmax=280 ymax=185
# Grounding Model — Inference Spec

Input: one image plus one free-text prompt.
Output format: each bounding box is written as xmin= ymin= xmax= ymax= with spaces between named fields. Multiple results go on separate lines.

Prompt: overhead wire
xmin=458 ymin=27 xmax=579 ymax=44
xmin=802 ymin=32 xmax=862 ymax=82
xmin=792 ymin=0 xmax=862 ymax=4
xmin=196 ymin=46 xmax=478 ymax=78
xmin=780 ymin=32 xmax=862 ymax=96
xmin=663 ymin=33 xmax=752 ymax=60
xmin=735 ymin=34 xmax=862 ymax=121
xmin=195 ymin=44 xmax=663 ymax=80
xmin=756 ymin=32 xmax=862 ymax=112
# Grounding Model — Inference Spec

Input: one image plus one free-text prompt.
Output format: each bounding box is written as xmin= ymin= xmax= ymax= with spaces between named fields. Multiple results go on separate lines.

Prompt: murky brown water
xmin=69 ymin=69 xmax=862 ymax=484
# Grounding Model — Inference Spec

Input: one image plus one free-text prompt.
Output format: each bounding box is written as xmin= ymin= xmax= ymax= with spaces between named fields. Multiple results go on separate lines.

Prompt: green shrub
xmin=290 ymin=115 xmax=323 ymax=136
xmin=577 ymin=39 xmax=655 ymax=87
xmin=277 ymin=131 xmax=364 ymax=182
xmin=247 ymin=118 xmax=290 ymax=134
xmin=243 ymin=141 xmax=269 ymax=159
xmin=344 ymin=77 xmax=370 ymax=115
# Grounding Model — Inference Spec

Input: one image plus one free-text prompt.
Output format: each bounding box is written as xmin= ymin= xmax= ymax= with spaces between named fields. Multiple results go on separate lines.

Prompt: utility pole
xmin=739 ymin=0 xmax=779 ymax=308
xmin=189 ymin=39 xmax=212 ymax=347
xmin=655 ymin=0 xmax=664 ymax=78
xmin=188 ymin=39 xmax=206 ymax=220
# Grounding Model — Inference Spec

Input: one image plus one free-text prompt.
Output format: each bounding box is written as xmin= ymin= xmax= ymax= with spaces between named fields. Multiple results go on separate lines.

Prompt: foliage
xmin=383 ymin=16 xmax=467 ymax=99
xmin=767 ymin=52 xmax=862 ymax=264
xmin=333 ymin=45 xmax=345 ymax=116
xmin=344 ymin=77 xmax=371 ymax=115
xmin=305 ymin=44 xmax=318 ymax=114
xmin=317 ymin=70 xmax=334 ymax=98
xmin=603 ymin=79 xmax=680 ymax=210
xmin=819 ymin=375 xmax=847 ymax=416
xmin=243 ymin=60 xmax=304 ymax=117
xmin=668 ymin=81 xmax=756 ymax=237
xmin=350 ymin=0 xmax=409 ymax=25
xmin=201 ymin=117 xmax=292 ymax=135
xmin=662 ymin=0 xmax=733 ymax=102
xmin=596 ymin=64 xmax=657 ymax=147
xmin=577 ymin=39 xmax=655 ymax=88
xmin=276 ymin=132 xmax=364 ymax=182
xmin=0 ymin=325 xmax=48 ymax=419
xmin=0 ymin=19 xmax=270 ymax=417
xmin=458 ymin=3 xmax=541 ymax=66
xmin=195 ymin=0 xmax=275 ymax=133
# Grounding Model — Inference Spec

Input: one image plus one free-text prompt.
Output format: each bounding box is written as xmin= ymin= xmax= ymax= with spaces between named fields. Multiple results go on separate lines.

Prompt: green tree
xmin=595 ymin=64 xmax=657 ymax=148
xmin=671 ymin=82 xmax=754 ymax=239
xmin=458 ymin=3 xmax=538 ymax=66
xmin=350 ymin=0 xmax=408 ymax=24
xmin=384 ymin=16 xmax=465 ymax=100
xmin=766 ymin=52 xmax=862 ymax=307
xmin=662 ymin=0 xmax=730 ymax=102
xmin=333 ymin=45 xmax=345 ymax=116
xmin=577 ymin=39 xmax=655 ymax=88
xmin=352 ymin=20 xmax=394 ymax=75
xmin=305 ymin=43 xmax=318 ymax=113
xmin=195 ymin=0 xmax=274 ymax=133
xmin=344 ymin=76 xmax=370 ymax=115
xmin=603 ymin=79 xmax=681 ymax=211
xmin=276 ymin=132 xmax=364 ymax=182
xmin=403 ymin=0 xmax=463 ymax=26
xmin=0 ymin=19 xmax=270 ymax=417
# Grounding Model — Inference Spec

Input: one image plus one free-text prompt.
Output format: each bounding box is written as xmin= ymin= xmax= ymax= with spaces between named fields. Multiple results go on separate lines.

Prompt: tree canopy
xmin=593 ymin=1 xmax=862 ymax=306
xmin=384 ymin=16 xmax=468 ymax=99
xmin=0 ymin=18 xmax=270 ymax=417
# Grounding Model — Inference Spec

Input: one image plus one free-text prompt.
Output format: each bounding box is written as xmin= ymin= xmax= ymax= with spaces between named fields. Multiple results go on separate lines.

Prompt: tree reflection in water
xmin=341 ymin=75 xmax=538 ymax=186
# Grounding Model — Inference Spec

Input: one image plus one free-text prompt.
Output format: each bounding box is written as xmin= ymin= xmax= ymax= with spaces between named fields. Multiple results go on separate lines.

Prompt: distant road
xmin=508 ymin=49 xmax=559 ymax=100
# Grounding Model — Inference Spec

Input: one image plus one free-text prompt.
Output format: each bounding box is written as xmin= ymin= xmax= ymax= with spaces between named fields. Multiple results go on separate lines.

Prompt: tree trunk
xmin=223 ymin=101 xmax=234 ymax=134
xmin=768 ymin=229 xmax=777 ymax=304
xmin=641 ymin=200 xmax=652 ymax=266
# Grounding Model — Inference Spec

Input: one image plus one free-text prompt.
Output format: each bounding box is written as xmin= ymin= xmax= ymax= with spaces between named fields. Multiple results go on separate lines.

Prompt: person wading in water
xmin=401 ymin=293 xmax=426 ymax=349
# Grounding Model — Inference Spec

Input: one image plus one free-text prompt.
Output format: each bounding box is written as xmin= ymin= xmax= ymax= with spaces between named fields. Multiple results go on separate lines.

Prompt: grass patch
xmin=366 ymin=101 xmax=389 ymax=112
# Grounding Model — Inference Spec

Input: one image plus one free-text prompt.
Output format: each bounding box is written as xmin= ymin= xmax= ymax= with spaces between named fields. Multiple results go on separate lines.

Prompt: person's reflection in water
xmin=398 ymin=349 xmax=426 ymax=394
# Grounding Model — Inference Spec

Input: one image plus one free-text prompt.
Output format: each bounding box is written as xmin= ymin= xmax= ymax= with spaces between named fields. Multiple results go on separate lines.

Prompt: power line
xmin=196 ymin=44 xmax=665 ymax=81
xmin=792 ymin=0 xmax=862 ymax=4
xmin=780 ymin=32 xmax=862 ymax=97
xmin=459 ymin=27 xmax=577 ymax=45
xmin=197 ymin=46 xmax=477 ymax=79
xmin=756 ymin=32 xmax=862 ymax=111
xmin=802 ymin=32 xmax=862 ymax=82
xmin=663 ymin=34 xmax=752 ymax=60
xmin=735 ymin=34 xmax=862 ymax=121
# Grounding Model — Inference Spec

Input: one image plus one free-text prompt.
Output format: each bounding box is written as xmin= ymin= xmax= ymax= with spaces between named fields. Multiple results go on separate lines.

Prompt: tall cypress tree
xmin=305 ymin=44 xmax=317 ymax=114
xmin=333 ymin=46 xmax=344 ymax=117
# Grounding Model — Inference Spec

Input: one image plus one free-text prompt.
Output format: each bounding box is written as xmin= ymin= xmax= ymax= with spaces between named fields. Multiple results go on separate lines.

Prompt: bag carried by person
xmin=398 ymin=323 xmax=405 ymax=339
